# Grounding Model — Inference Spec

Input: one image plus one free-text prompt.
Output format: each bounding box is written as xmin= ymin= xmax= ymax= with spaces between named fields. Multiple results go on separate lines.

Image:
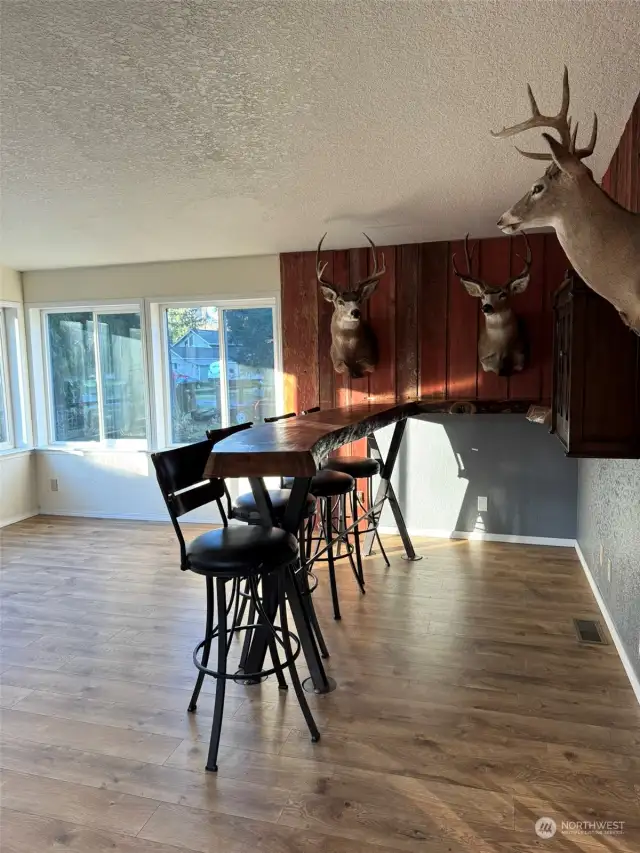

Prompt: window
xmin=45 ymin=309 xmax=146 ymax=445
xmin=0 ymin=309 xmax=12 ymax=448
xmin=164 ymin=304 xmax=277 ymax=444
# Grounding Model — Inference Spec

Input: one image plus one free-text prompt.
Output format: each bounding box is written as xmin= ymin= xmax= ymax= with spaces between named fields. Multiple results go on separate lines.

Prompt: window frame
xmin=150 ymin=296 xmax=282 ymax=449
xmin=32 ymin=300 xmax=150 ymax=451
xmin=0 ymin=307 xmax=14 ymax=451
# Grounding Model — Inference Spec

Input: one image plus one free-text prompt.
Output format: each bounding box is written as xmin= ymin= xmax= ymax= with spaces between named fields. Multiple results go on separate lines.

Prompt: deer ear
xmin=509 ymin=273 xmax=530 ymax=295
xmin=542 ymin=133 xmax=588 ymax=177
xmin=359 ymin=280 xmax=379 ymax=301
xmin=320 ymin=285 xmax=337 ymax=303
xmin=459 ymin=278 xmax=484 ymax=298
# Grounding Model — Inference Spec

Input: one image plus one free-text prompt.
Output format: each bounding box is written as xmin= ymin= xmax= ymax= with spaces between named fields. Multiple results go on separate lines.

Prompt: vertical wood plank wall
xmin=601 ymin=93 xmax=640 ymax=213
xmin=281 ymin=233 xmax=568 ymax=417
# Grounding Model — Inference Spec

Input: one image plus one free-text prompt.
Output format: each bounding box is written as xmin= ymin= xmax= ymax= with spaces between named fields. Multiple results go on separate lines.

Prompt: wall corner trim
xmin=575 ymin=542 xmax=640 ymax=708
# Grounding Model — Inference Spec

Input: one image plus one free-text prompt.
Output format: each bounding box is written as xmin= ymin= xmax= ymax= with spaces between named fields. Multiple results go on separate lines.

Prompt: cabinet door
xmin=553 ymin=300 xmax=572 ymax=448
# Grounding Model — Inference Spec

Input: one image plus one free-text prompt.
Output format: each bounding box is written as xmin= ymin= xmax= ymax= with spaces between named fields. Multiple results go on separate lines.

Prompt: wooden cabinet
xmin=551 ymin=273 xmax=640 ymax=458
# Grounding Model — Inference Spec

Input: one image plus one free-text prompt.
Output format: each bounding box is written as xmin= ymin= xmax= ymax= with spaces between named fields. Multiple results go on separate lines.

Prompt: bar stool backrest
xmin=152 ymin=423 xmax=252 ymax=568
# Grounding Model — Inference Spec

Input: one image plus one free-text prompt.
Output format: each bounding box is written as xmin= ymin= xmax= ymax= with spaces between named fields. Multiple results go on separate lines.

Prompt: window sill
xmin=36 ymin=445 xmax=150 ymax=455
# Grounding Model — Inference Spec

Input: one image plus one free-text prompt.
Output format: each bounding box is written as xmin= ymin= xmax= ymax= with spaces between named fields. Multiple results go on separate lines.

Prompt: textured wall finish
xmin=2 ymin=1 xmax=640 ymax=268
xmin=577 ymin=93 xmax=640 ymax=683
xmin=577 ymin=460 xmax=640 ymax=673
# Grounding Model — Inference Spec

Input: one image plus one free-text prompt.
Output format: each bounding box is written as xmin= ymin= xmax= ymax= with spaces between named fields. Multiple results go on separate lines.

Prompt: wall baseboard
xmin=38 ymin=508 xmax=227 ymax=525
xmin=377 ymin=525 xmax=576 ymax=548
xmin=0 ymin=509 xmax=38 ymax=529
xmin=575 ymin=542 xmax=640 ymax=707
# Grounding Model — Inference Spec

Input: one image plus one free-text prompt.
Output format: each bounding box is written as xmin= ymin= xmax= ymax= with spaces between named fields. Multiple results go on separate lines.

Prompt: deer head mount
xmin=492 ymin=66 xmax=640 ymax=335
xmin=317 ymin=233 xmax=384 ymax=378
xmin=453 ymin=232 xmax=532 ymax=376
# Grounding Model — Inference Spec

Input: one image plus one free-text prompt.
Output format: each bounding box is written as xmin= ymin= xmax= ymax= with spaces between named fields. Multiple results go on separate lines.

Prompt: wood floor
xmin=1 ymin=516 xmax=639 ymax=853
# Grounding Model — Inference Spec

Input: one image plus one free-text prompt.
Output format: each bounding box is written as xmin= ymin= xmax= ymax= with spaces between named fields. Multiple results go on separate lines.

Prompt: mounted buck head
xmin=453 ymin=233 xmax=532 ymax=376
xmin=493 ymin=67 xmax=598 ymax=234
xmin=317 ymin=233 xmax=384 ymax=378
xmin=492 ymin=67 xmax=640 ymax=336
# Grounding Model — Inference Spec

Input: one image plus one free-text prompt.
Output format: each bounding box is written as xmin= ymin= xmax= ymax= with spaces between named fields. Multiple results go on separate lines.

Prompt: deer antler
xmin=452 ymin=234 xmax=485 ymax=286
xmin=491 ymin=67 xmax=597 ymax=162
xmin=357 ymin=233 xmax=386 ymax=289
xmin=316 ymin=233 xmax=335 ymax=289
xmin=511 ymin=231 xmax=532 ymax=280
xmin=491 ymin=66 xmax=572 ymax=158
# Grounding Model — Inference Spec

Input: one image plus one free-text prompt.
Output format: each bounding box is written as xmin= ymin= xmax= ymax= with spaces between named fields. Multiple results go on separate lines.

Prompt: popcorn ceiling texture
xmin=1 ymin=0 xmax=639 ymax=269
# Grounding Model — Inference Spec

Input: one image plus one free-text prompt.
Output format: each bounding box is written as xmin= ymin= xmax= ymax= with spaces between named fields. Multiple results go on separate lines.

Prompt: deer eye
xmin=499 ymin=292 xmax=507 ymax=300
xmin=531 ymin=184 xmax=544 ymax=196
xmin=336 ymin=298 xmax=344 ymax=306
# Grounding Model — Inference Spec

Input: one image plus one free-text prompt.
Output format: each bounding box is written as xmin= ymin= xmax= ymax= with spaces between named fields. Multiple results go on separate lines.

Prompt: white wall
xmin=24 ymin=255 xmax=280 ymax=522
xmin=0 ymin=451 xmax=37 ymax=527
xmin=1 ymin=266 xmax=39 ymax=527
xmin=22 ymin=254 xmax=280 ymax=303
xmin=1 ymin=266 xmax=23 ymax=302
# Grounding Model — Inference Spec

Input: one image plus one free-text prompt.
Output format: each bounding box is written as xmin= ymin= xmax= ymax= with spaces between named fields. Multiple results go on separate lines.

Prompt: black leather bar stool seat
xmin=186 ymin=526 xmax=298 ymax=576
xmin=322 ymin=456 xmax=380 ymax=479
xmin=232 ymin=489 xmax=316 ymax=524
xmin=283 ymin=469 xmax=354 ymax=496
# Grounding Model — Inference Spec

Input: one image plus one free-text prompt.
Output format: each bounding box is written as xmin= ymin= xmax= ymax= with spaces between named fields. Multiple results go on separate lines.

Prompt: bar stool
xmin=151 ymin=438 xmax=320 ymax=772
xmin=322 ymin=454 xmax=390 ymax=576
xmin=206 ymin=425 xmax=328 ymax=660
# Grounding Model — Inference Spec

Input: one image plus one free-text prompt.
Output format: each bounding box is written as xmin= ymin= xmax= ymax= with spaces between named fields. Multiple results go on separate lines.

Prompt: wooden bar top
xmin=205 ymin=400 xmax=421 ymax=479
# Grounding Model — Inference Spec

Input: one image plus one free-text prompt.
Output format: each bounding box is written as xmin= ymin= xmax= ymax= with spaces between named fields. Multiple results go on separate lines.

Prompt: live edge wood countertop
xmin=204 ymin=400 xmax=421 ymax=479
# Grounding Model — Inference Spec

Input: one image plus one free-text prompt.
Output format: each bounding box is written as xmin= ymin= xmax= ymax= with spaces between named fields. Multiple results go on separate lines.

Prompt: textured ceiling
xmin=2 ymin=1 xmax=640 ymax=271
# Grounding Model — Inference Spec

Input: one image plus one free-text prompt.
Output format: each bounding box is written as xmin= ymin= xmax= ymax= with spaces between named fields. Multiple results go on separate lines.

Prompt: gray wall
xmin=577 ymin=459 xmax=640 ymax=680
xmin=377 ymin=414 xmax=578 ymax=541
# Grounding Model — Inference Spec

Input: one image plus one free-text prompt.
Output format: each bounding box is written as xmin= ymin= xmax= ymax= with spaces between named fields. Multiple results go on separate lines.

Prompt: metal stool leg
xmin=323 ymin=498 xmax=341 ymax=620
xmin=350 ymin=489 xmax=366 ymax=593
xmin=238 ymin=596 xmax=257 ymax=670
xmin=188 ymin=575 xmax=214 ymax=712
xmin=297 ymin=524 xmax=329 ymax=659
xmin=205 ymin=577 xmax=228 ymax=772
xmin=280 ymin=568 xmax=320 ymax=742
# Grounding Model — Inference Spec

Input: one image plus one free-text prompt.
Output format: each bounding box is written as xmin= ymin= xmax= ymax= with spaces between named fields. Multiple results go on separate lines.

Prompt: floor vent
xmin=573 ymin=618 xmax=607 ymax=645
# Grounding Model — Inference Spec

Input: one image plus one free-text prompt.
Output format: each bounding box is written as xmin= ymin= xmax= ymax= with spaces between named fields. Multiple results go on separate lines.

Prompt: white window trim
xmin=0 ymin=300 xmax=33 ymax=455
xmin=0 ymin=307 xmax=14 ymax=451
xmin=29 ymin=300 xmax=150 ymax=451
xmin=148 ymin=296 xmax=283 ymax=450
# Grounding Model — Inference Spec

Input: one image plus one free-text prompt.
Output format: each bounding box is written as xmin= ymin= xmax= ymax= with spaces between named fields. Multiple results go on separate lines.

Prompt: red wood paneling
xmin=447 ymin=238 xmax=479 ymax=398
xmin=368 ymin=246 xmax=396 ymax=403
xmin=419 ymin=242 xmax=448 ymax=398
xmin=396 ymin=245 xmax=420 ymax=401
xmin=283 ymin=232 xmax=569 ymax=414
xmin=281 ymin=252 xmax=318 ymax=414
xmin=509 ymin=232 xmax=545 ymax=400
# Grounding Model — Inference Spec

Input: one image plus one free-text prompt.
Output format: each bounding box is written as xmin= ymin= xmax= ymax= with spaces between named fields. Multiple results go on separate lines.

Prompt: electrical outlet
xmin=607 ymin=558 xmax=612 ymax=582
xmin=50 ymin=478 xmax=58 ymax=492
xmin=599 ymin=544 xmax=604 ymax=566
xmin=477 ymin=496 xmax=488 ymax=512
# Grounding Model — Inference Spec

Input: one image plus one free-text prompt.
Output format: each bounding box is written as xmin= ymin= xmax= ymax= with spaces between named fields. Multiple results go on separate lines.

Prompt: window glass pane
xmin=98 ymin=313 xmax=146 ymax=440
xmin=223 ymin=308 xmax=276 ymax=425
xmin=166 ymin=307 xmax=221 ymax=444
xmin=48 ymin=312 xmax=99 ymax=442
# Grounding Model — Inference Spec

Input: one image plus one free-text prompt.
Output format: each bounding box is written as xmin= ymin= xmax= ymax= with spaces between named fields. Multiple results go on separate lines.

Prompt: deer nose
xmin=482 ymin=304 xmax=494 ymax=314
xmin=496 ymin=216 xmax=505 ymax=228
xmin=351 ymin=309 xmax=361 ymax=319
